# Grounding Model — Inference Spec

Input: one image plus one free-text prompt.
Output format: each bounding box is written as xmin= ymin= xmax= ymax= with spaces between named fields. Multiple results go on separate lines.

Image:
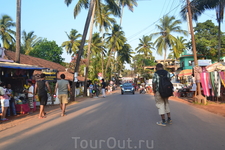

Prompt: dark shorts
xmin=38 ymin=93 xmax=47 ymax=105
xmin=28 ymin=97 xmax=34 ymax=108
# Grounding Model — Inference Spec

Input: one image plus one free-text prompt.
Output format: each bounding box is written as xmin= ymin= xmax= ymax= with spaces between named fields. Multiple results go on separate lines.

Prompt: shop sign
xmin=192 ymin=60 xmax=212 ymax=66
xmin=42 ymin=69 xmax=57 ymax=81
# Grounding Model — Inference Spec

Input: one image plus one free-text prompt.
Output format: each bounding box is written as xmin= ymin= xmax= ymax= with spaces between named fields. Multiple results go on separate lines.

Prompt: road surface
xmin=0 ymin=91 xmax=225 ymax=150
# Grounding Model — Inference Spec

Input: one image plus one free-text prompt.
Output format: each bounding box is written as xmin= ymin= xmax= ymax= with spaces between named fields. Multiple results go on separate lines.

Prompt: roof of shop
xmin=0 ymin=62 xmax=45 ymax=70
xmin=4 ymin=50 xmax=66 ymax=71
xmin=33 ymin=70 xmax=86 ymax=81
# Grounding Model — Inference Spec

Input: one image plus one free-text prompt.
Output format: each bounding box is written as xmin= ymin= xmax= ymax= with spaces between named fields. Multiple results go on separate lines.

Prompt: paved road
xmin=1 ymin=91 xmax=225 ymax=150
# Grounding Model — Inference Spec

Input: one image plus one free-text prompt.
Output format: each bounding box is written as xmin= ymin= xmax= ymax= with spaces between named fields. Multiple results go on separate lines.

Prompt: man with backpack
xmin=152 ymin=63 xmax=173 ymax=126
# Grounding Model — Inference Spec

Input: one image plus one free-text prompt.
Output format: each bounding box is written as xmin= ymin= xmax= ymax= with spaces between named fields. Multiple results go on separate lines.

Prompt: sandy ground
xmin=1 ymin=90 xmax=225 ymax=131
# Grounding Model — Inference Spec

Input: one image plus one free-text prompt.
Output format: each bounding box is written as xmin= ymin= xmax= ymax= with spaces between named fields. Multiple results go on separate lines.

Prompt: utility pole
xmin=186 ymin=0 xmax=206 ymax=104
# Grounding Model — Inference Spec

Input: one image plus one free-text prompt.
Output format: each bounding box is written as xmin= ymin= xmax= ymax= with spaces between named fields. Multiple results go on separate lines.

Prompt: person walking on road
xmin=101 ymin=79 xmax=106 ymax=98
xmin=152 ymin=63 xmax=172 ymax=126
xmin=89 ymin=82 xmax=93 ymax=98
xmin=54 ymin=74 xmax=70 ymax=117
xmin=93 ymin=81 xmax=99 ymax=98
xmin=35 ymin=73 xmax=51 ymax=119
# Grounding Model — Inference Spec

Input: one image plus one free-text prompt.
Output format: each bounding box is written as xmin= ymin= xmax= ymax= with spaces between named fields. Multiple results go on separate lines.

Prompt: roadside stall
xmin=0 ymin=62 xmax=45 ymax=114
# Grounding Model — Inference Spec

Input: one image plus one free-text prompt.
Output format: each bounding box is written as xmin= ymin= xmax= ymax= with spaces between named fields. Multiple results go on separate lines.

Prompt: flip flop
xmin=38 ymin=117 xmax=46 ymax=119
xmin=61 ymin=113 xmax=67 ymax=117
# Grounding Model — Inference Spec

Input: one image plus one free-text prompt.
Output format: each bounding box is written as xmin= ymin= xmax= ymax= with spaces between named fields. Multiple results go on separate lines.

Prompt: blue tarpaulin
xmin=0 ymin=62 xmax=46 ymax=70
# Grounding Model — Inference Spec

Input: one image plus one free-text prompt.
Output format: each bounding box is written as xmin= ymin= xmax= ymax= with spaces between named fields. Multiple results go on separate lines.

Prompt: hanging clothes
xmin=200 ymin=67 xmax=210 ymax=96
xmin=210 ymin=71 xmax=221 ymax=97
xmin=194 ymin=66 xmax=202 ymax=83
xmin=219 ymin=71 xmax=225 ymax=87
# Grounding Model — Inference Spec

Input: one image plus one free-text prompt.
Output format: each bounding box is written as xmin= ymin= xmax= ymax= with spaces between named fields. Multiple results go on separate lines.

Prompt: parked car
xmin=121 ymin=83 xmax=135 ymax=95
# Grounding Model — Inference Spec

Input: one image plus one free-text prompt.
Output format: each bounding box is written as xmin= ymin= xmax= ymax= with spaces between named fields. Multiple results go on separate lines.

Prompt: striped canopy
xmin=178 ymin=69 xmax=193 ymax=77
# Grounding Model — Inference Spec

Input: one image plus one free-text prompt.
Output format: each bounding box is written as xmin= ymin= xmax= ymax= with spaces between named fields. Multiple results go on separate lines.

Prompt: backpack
xmin=156 ymin=70 xmax=173 ymax=98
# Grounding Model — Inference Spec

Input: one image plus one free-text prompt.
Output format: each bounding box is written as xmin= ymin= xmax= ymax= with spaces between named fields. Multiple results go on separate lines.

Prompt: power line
xmin=127 ymin=3 xmax=182 ymax=42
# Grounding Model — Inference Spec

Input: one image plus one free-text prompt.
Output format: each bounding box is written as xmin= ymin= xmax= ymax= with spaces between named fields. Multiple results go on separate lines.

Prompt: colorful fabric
xmin=219 ymin=72 xmax=225 ymax=87
xmin=178 ymin=69 xmax=193 ymax=77
xmin=200 ymin=67 xmax=210 ymax=96
xmin=210 ymin=71 xmax=221 ymax=97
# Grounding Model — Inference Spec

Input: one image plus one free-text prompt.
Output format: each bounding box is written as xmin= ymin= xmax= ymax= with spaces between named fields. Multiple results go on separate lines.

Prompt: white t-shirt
xmin=28 ymin=86 xmax=34 ymax=97
xmin=0 ymin=86 xmax=5 ymax=96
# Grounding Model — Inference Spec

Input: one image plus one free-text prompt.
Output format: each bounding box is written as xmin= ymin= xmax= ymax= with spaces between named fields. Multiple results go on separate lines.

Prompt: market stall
xmin=0 ymin=61 xmax=46 ymax=114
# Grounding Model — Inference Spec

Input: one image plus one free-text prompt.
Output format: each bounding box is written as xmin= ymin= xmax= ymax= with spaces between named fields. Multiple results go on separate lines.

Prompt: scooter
xmin=139 ymin=87 xmax=146 ymax=94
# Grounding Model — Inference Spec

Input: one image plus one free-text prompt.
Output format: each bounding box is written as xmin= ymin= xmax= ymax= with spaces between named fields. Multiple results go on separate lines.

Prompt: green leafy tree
xmin=94 ymin=4 xmax=116 ymax=33
xmin=0 ymin=15 xmax=15 ymax=49
xmin=171 ymin=36 xmax=187 ymax=59
xmin=64 ymin=0 xmax=120 ymax=73
xmin=135 ymin=35 xmax=154 ymax=59
xmin=30 ymin=39 xmax=64 ymax=64
xmin=192 ymin=20 xmax=225 ymax=61
xmin=180 ymin=0 xmax=225 ymax=61
xmin=94 ymin=4 xmax=117 ymax=78
xmin=61 ymin=29 xmax=82 ymax=55
xmin=118 ymin=43 xmax=133 ymax=64
xmin=104 ymin=24 xmax=127 ymax=78
xmin=89 ymin=32 xmax=106 ymax=79
xmin=131 ymin=54 xmax=156 ymax=77
xmin=21 ymin=30 xmax=42 ymax=55
xmin=151 ymin=15 xmax=187 ymax=63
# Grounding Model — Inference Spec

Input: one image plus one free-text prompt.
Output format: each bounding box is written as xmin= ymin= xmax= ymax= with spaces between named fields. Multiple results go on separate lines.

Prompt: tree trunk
xmin=71 ymin=0 xmax=95 ymax=101
xmin=101 ymin=51 xmax=104 ymax=78
xmin=105 ymin=49 xmax=114 ymax=79
xmin=119 ymin=5 xmax=124 ymax=27
xmin=84 ymin=2 xmax=96 ymax=97
xmin=217 ymin=21 xmax=221 ymax=62
xmin=15 ymin=0 xmax=21 ymax=63
xmin=100 ymin=35 xmax=104 ymax=78
xmin=163 ymin=49 xmax=166 ymax=64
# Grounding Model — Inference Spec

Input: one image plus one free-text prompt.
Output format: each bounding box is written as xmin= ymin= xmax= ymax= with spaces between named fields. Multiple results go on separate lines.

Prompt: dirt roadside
xmin=169 ymin=95 xmax=225 ymax=117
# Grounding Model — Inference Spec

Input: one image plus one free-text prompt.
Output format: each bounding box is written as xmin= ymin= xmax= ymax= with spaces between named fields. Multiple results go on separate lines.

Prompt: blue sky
xmin=1 ymin=0 xmax=224 ymax=66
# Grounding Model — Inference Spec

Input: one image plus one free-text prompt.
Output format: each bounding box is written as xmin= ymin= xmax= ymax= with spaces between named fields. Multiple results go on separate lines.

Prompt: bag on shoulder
xmin=156 ymin=70 xmax=173 ymax=98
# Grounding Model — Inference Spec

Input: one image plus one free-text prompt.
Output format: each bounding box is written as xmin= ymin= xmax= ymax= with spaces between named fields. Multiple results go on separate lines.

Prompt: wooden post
xmin=186 ymin=0 xmax=206 ymax=104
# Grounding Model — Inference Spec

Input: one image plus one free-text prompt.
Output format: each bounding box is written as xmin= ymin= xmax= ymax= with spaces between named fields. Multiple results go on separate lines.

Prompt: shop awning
xmin=178 ymin=69 xmax=193 ymax=77
xmin=0 ymin=62 xmax=46 ymax=70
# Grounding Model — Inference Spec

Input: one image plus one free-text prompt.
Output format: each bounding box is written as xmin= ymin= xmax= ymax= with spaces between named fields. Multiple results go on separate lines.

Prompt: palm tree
xmin=117 ymin=0 xmax=138 ymax=26
xmin=135 ymin=35 xmax=154 ymax=59
xmin=64 ymin=0 xmax=120 ymax=74
xmin=151 ymin=15 xmax=187 ymax=63
xmin=180 ymin=0 xmax=225 ymax=61
xmin=16 ymin=0 xmax=21 ymax=63
xmin=21 ymin=30 xmax=42 ymax=55
xmin=118 ymin=43 xmax=133 ymax=64
xmin=94 ymin=4 xmax=117 ymax=78
xmin=104 ymin=24 xmax=127 ymax=78
xmin=171 ymin=36 xmax=187 ymax=59
xmin=94 ymin=4 xmax=116 ymax=33
xmin=0 ymin=15 xmax=16 ymax=49
xmin=61 ymin=29 xmax=82 ymax=55
xmin=65 ymin=0 xmax=120 ymax=99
